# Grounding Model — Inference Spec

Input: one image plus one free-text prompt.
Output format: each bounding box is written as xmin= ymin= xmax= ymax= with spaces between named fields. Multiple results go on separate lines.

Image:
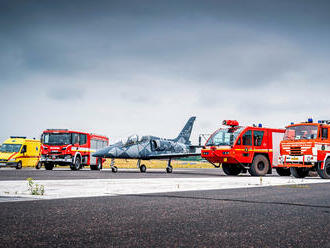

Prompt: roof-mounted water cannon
xmin=222 ymin=120 xmax=239 ymax=127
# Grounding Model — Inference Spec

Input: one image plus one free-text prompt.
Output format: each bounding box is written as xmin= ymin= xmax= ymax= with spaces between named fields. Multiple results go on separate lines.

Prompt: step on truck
xmin=201 ymin=120 xmax=286 ymax=176
xmin=40 ymin=129 xmax=109 ymax=171
xmin=276 ymin=119 xmax=330 ymax=179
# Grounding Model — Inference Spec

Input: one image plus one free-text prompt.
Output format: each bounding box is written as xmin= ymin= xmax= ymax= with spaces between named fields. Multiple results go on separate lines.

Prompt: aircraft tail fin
xmin=173 ymin=117 xmax=196 ymax=144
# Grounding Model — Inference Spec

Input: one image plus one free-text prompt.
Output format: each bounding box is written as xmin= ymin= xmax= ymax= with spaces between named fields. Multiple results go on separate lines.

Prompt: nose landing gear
xmin=166 ymin=159 xmax=173 ymax=173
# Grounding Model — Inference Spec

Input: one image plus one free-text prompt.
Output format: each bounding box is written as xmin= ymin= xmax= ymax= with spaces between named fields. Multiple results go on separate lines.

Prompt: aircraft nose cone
xmin=92 ymin=147 xmax=109 ymax=158
xmin=92 ymin=146 xmax=116 ymax=158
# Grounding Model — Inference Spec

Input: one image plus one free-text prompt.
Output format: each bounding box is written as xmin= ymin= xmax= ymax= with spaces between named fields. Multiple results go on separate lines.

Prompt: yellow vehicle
xmin=0 ymin=136 xmax=41 ymax=169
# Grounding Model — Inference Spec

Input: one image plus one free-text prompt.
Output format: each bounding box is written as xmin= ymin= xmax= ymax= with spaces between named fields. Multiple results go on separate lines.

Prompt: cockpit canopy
xmin=121 ymin=135 xmax=151 ymax=146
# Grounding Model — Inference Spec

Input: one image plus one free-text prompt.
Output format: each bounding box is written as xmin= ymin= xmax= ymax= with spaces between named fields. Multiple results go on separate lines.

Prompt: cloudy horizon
xmin=1 ymin=0 xmax=330 ymax=144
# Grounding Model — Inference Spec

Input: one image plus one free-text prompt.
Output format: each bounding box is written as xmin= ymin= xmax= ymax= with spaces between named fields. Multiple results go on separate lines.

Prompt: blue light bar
xmin=258 ymin=123 xmax=262 ymax=127
xmin=308 ymin=118 xmax=313 ymax=123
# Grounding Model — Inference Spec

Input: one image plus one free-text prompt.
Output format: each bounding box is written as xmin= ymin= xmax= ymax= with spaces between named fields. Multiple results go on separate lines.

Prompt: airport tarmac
xmin=0 ymin=168 xmax=330 ymax=247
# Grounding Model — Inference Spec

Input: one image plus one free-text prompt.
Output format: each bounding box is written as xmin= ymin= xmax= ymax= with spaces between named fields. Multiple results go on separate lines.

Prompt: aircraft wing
xmin=147 ymin=153 xmax=201 ymax=159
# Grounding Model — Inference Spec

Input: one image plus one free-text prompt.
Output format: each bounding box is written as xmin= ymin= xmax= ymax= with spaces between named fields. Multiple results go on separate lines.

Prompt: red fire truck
xmin=276 ymin=119 xmax=330 ymax=179
xmin=201 ymin=120 xmax=286 ymax=176
xmin=40 ymin=129 xmax=109 ymax=171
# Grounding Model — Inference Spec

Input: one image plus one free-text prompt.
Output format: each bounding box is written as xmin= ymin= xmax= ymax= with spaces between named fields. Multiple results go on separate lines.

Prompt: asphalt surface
xmin=0 ymin=167 xmax=232 ymax=181
xmin=0 ymin=182 xmax=330 ymax=247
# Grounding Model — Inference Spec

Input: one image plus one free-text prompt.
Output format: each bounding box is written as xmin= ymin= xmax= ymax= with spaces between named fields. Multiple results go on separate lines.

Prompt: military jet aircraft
xmin=93 ymin=117 xmax=200 ymax=173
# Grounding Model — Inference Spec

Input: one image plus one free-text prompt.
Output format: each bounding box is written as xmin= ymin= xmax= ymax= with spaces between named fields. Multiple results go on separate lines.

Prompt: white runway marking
xmin=0 ymin=177 xmax=329 ymax=202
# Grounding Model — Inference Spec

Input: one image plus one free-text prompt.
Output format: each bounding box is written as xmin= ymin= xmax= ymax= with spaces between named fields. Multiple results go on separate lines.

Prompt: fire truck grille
xmin=290 ymin=147 xmax=302 ymax=156
xmin=49 ymin=151 xmax=61 ymax=154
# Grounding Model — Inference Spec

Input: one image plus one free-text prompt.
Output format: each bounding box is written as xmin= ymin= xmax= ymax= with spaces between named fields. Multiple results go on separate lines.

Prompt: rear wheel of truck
xmin=91 ymin=159 xmax=102 ymax=171
xmin=290 ymin=167 xmax=309 ymax=178
xmin=44 ymin=162 xmax=54 ymax=170
xmin=16 ymin=161 xmax=22 ymax=170
xmin=276 ymin=167 xmax=291 ymax=176
xmin=317 ymin=160 xmax=330 ymax=179
xmin=70 ymin=157 xmax=81 ymax=171
xmin=222 ymin=163 xmax=242 ymax=176
xmin=249 ymin=155 xmax=269 ymax=176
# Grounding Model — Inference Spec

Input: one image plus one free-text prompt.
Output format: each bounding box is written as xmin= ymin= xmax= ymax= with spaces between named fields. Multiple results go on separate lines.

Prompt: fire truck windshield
xmin=42 ymin=133 xmax=72 ymax=145
xmin=284 ymin=125 xmax=318 ymax=140
xmin=206 ymin=127 xmax=244 ymax=146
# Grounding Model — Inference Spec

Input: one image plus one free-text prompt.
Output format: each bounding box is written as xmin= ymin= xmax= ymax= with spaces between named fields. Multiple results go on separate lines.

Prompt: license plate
xmin=291 ymin=157 xmax=298 ymax=160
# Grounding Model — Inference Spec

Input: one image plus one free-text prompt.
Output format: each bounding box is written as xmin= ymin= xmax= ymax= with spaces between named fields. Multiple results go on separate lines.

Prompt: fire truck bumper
xmin=201 ymin=149 xmax=238 ymax=164
xmin=277 ymin=155 xmax=317 ymax=167
xmin=40 ymin=156 xmax=73 ymax=163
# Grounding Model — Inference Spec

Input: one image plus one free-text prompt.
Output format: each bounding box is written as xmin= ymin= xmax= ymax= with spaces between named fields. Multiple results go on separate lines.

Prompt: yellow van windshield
xmin=0 ymin=144 xmax=22 ymax=153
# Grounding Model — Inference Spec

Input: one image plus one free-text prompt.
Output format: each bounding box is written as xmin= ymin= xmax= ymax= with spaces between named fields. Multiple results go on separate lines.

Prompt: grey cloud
xmin=47 ymin=87 xmax=85 ymax=101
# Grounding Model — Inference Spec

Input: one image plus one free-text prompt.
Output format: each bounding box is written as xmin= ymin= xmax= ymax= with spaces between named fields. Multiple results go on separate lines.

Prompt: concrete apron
xmin=0 ymin=176 xmax=329 ymax=202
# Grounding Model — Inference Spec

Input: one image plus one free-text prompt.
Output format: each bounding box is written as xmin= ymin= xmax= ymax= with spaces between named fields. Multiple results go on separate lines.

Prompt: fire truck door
xmin=236 ymin=130 xmax=253 ymax=163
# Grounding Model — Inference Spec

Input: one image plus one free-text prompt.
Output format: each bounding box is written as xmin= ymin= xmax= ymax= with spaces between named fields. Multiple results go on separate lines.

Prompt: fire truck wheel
xmin=276 ymin=167 xmax=291 ymax=176
xmin=35 ymin=162 xmax=42 ymax=170
xmin=317 ymin=160 xmax=330 ymax=179
xmin=140 ymin=164 xmax=147 ymax=173
xmin=44 ymin=163 xmax=54 ymax=170
xmin=16 ymin=161 xmax=22 ymax=170
xmin=249 ymin=155 xmax=269 ymax=176
xmin=222 ymin=164 xmax=241 ymax=175
xmin=111 ymin=166 xmax=118 ymax=173
xmin=97 ymin=159 xmax=102 ymax=170
xmin=290 ymin=167 xmax=309 ymax=178
xmin=71 ymin=157 xmax=81 ymax=171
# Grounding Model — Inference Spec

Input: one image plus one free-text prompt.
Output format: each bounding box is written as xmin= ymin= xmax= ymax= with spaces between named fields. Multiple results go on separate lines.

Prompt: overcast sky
xmin=1 ymin=0 xmax=330 ymax=144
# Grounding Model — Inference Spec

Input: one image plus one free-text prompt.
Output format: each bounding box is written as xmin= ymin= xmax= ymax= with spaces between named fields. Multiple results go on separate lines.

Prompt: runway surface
xmin=1 ymin=183 xmax=330 ymax=247
xmin=0 ymin=168 xmax=330 ymax=247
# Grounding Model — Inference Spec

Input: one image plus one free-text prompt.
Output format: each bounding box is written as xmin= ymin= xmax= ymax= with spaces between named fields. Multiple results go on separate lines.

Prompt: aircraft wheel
xmin=166 ymin=166 xmax=173 ymax=173
xmin=222 ymin=163 xmax=241 ymax=176
xmin=290 ymin=167 xmax=309 ymax=178
xmin=44 ymin=162 xmax=54 ymax=170
xmin=16 ymin=161 xmax=22 ymax=170
xmin=35 ymin=162 xmax=42 ymax=170
xmin=276 ymin=167 xmax=291 ymax=176
xmin=111 ymin=166 xmax=118 ymax=173
xmin=140 ymin=164 xmax=146 ymax=173
xmin=317 ymin=160 xmax=330 ymax=179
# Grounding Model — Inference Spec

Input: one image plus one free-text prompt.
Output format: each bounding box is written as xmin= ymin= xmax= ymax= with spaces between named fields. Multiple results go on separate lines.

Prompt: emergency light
xmin=223 ymin=120 xmax=239 ymax=126
xmin=308 ymin=118 xmax=313 ymax=123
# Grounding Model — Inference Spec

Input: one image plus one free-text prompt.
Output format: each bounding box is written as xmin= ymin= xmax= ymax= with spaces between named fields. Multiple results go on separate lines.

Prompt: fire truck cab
xmin=201 ymin=120 xmax=286 ymax=176
xmin=277 ymin=119 xmax=330 ymax=179
xmin=40 ymin=129 xmax=109 ymax=171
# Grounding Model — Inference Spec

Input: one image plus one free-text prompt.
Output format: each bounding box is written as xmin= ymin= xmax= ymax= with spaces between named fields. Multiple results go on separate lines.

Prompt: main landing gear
xmin=137 ymin=159 xmax=146 ymax=173
xmin=166 ymin=159 xmax=173 ymax=173
xmin=110 ymin=159 xmax=118 ymax=173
